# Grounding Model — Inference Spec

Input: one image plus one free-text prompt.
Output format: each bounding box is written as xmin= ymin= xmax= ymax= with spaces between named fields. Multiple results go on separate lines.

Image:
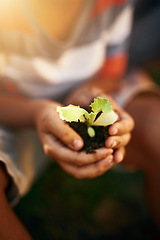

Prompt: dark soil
xmin=69 ymin=121 xmax=110 ymax=153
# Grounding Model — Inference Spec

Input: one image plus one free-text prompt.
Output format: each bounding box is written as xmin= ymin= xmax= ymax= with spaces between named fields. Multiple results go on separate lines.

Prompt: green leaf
xmin=90 ymin=97 xmax=112 ymax=113
xmin=88 ymin=112 xmax=97 ymax=125
xmin=91 ymin=110 xmax=118 ymax=126
xmin=57 ymin=97 xmax=118 ymax=127
xmin=57 ymin=105 xmax=89 ymax=122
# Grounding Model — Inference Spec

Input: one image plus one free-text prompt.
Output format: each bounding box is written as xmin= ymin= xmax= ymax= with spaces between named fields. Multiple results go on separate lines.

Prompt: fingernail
xmin=115 ymin=152 xmax=123 ymax=163
xmin=102 ymin=148 xmax=113 ymax=155
xmin=112 ymin=128 xmax=118 ymax=135
xmin=107 ymin=140 xmax=117 ymax=148
xmin=111 ymin=140 xmax=117 ymax=148
xmin=108 ymin=148 xmax=113 ymax=154
xmin=73 ymin=139 xmax=83 ymax=150
xmin=106 ymin=155 xmax=113 ymax=164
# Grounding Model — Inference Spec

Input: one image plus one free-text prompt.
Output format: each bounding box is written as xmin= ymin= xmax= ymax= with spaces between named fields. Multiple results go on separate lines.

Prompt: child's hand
xmin=34 ymin=100 xmax=115 ymax=179
xmin=66 ymin=88 xmax=135 ymax=163
xmin=104 ymin=97 xmax=135 ymax=163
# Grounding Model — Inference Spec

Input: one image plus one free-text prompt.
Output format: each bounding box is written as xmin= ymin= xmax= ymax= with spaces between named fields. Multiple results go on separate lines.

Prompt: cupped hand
xmin=34 ymin=100 xmax=115 ymax=179
xmin=104 ymin=97 xmax=135 ymax=163
xmin=66 ymin=88 xmax=135 ymax=164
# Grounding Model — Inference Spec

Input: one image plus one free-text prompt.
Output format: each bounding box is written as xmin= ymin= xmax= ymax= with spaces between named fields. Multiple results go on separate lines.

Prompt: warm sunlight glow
xmin=0 ymin=0 xmax=15 ymax=16
xmin=0 ymin=0 xmax=32 ymax=34
xmin=0 ymin=0 xmax=13 ymax=6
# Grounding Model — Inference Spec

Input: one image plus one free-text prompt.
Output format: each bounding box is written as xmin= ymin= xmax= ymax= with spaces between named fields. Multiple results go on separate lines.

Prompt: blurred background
xmin=14 ymin=0 xmax=160 ymax=239
xmin=14 ymin=162 xmax=159 ymax=240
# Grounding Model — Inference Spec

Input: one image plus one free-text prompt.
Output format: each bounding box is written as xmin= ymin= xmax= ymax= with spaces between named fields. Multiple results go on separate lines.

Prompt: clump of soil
xmin=69 ymin=121 xmax=110 ymax=153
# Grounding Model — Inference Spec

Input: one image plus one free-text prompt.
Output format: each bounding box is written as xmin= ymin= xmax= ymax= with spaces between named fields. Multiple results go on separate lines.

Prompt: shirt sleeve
xmin=95 ymin=0 xmax=134 ymax=79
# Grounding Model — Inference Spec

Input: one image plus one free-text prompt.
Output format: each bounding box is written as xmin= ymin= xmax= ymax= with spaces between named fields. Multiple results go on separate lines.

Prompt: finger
xmin=113 ymin=147 xmax=126 ymax=163
xmin=109 ymin=110 xmax=135 ymax=136
xmin=105 ymin=133 xmax=131 ymax=149
xmin=55 ymin=121 xmax=84 ymax=150
xmin=42 ymin=133 xmax=113 ymax=166
xmin=48 ymin=111 xmax=84 ymax=151
xmin=58 ymin=155 xmax=115 ymax=179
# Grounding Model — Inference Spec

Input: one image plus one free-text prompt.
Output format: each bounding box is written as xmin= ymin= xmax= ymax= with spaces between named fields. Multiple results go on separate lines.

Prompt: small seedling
xmin=57 ymin=97 xmax=118 ymax=138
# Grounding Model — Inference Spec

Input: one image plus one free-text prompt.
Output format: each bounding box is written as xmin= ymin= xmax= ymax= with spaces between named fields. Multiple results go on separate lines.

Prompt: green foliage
xmin=57 ymin=97 xmax=118 ymax=128
xmin=90 ymin=97 xmax=112 ymax=113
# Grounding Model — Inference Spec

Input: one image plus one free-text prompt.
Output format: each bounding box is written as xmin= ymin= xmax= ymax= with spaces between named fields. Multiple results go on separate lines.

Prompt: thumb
xmin=51 ymin=120 xmax=84 ymax=151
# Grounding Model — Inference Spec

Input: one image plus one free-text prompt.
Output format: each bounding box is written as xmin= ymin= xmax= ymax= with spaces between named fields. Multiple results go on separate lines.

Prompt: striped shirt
xmin=0 ymin=0 xmax=135 ymax=102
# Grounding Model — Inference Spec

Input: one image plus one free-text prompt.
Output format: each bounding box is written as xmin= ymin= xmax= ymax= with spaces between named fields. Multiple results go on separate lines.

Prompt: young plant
xmin=57 ymin=97 xmax=118 ymax=138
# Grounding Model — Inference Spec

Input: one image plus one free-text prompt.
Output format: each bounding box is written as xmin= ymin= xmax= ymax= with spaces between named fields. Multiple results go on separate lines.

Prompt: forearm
xmin=84 ymin=75 xmax=122 ymax=93
xmin=66 ymin=74 xmax=123 ymax=107
xmin=0 ymin=93 xmax=51 ymax=128
xmin=74 ymin=68 xmax=149 ymax=96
